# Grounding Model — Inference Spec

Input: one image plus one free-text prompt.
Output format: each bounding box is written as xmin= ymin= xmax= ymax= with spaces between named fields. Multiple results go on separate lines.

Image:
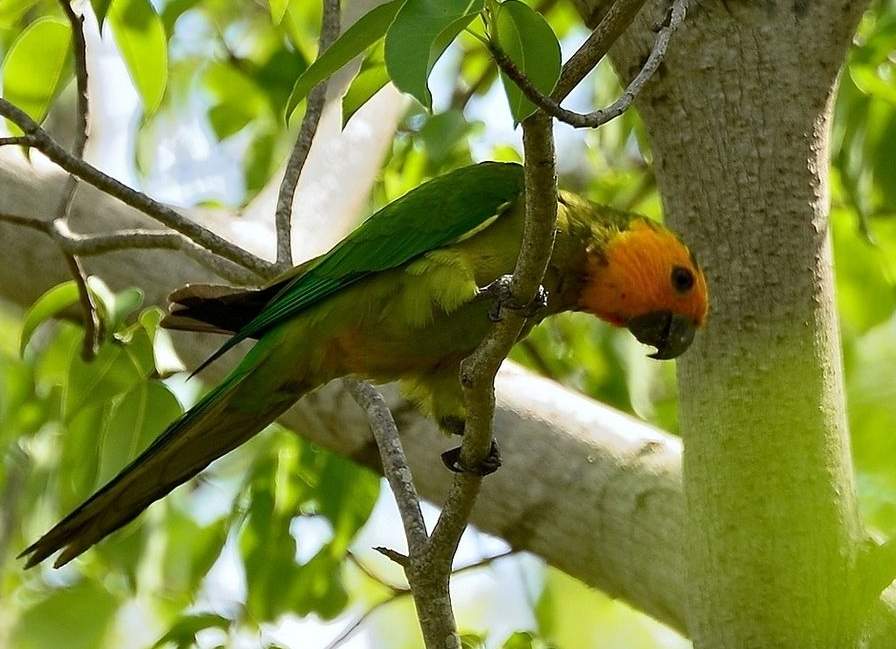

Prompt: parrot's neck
xmin=539 ymin=228 xmax=593 ymax=318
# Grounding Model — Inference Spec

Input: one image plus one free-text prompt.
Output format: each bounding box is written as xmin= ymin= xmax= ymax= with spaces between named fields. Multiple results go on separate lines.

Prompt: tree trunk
xmin=573 ymin=0 xmax=873 ymax=646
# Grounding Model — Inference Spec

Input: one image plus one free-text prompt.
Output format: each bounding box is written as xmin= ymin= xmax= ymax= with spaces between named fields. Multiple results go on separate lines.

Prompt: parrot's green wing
xmin=192 ymin=161 xmax=525 ymax=375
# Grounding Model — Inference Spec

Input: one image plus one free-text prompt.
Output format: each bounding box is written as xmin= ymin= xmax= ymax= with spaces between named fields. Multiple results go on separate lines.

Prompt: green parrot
xmin=20 ymin=162 xmax=708 ymax=568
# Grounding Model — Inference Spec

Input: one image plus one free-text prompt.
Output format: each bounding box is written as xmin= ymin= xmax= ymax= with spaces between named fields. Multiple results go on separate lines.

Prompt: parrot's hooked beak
xmin=627 ymin=311 xmax=697 ymax=360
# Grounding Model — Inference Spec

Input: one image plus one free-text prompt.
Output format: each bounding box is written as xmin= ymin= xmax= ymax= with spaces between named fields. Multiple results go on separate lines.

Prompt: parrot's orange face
xmin=579 ymin=218 xmax=708 ymax=359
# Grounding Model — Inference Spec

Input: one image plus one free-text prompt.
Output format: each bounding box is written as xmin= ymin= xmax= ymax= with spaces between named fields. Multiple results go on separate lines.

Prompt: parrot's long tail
xmin=19 ymin=331 xmax=307 ymax=569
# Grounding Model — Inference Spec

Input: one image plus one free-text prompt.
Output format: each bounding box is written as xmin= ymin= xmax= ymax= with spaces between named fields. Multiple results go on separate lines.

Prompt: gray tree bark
xmin=572 ymin=0 xmax=875 ymax=646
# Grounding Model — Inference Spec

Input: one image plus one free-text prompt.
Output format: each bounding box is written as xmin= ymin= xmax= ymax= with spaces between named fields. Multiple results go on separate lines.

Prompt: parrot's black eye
xmin=671 ymin=266 xmax=695 ymax=293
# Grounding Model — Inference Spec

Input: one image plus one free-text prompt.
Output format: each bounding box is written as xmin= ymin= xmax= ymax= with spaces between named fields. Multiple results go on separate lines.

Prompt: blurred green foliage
xmin=1 ymin=0 xmax=895 ymax=648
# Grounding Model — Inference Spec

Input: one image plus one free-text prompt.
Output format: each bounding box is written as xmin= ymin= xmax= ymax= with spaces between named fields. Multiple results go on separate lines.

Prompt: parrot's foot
xmin=480 ymin=275 xmax=549 ymax=322
xmin=440 ymin=439 xmax=502 ymax=476
xmin=438 ymin=416 xmax=466 ymax=436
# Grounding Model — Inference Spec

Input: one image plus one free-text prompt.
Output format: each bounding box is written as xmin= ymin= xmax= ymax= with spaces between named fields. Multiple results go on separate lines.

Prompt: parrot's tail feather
xmin=19 ymin=346 xmax=307 ymax=568
xmin=162 ymin=283 xmax=281 ymax=337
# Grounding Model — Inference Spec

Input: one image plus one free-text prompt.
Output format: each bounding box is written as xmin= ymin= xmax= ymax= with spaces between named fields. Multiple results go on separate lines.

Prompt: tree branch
xmin=52 ymin=1 xmax=100 ymax=360
xmin=274 ymin=0 xmax=341 ymax=270
xmin=0 ymin=99 xmax=273 ymax=277
xmin=327 ymin=551 xmax=516 ymax=649
xmin=345 ymin=377 xmax=463 ymax=646
xmin=0 ymin=212 xmax=257 ymax=285
xmin=430 ymin=112 xmax=557 ymax=567
xmin=344 ymin=379 xmax=428 ymax=557
xmin=552 ymin=0 xmax=648 ymax=101
xmin=0 ymin=136 xmax=33 ymax=147
xmin=488 ymin=0 xmax=686 ymax=129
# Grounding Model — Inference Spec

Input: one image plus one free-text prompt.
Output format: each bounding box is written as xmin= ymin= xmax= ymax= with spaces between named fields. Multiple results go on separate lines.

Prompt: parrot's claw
xmin=441 ymin=440 xmax=502 ymax=476
xmin=480 ymin=275 xmax=549 ymax=322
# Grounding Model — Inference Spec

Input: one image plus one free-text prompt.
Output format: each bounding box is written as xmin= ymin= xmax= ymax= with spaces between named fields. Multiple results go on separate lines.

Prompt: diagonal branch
xmin=0 ymin=98 xmax=273 ymax=277
xmin=552 ymin=0 xmax=649 ymax=101
xmin=56 ymin=0 xmax=100 ymax=359
xmin=345 ymin=377 xmax=463 ymax=646
xmin=344 ymin=379 xmax=428 ymax=558
xmin=0 ymin=212 xmax=257 ymax=284
xmin=489 ymin=0 xmax=686 ymax=129
xmin=274 ymin=0 xmax=341 ymax=270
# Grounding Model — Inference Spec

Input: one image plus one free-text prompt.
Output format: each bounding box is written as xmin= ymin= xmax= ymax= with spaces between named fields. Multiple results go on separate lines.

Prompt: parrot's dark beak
xmin=627 ymin=311 xmax=697 ymax=360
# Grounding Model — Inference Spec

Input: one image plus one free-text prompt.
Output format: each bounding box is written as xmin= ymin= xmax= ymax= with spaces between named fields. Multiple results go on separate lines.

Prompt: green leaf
xmin=202 ymin=61 xmax=269 ymax=141
xmin=161 ymin=0 xmax=203 ymax=33
xmin=316 ymin=456 xmax=379 ymax=553
xmin=501 ymin=631 xmax=556 ymax=649
xmin=834 ymin=210 xmax=896 ymax=334
xmin=245 ymin=130 xmax=278 ymax=196
xmin=139 ymin=307 xmax=186 ymax=377
xmin=341 ymin=41 xmax=390 ymax=127
xmin=91 ymin=0 xmax=113 ymax=28
xmin=461 ymin=633 xmax=487 ymax=649
xmin=285 ymin=0 xmax=403 ymax=122
xmin=152 ymin=613 xmax=231 ymax=649
xmin=11 ymin=579 xmax=119 ymax=649
xmin=269 ymin=0 xmax=289 ymax=24
xmin=64 ymin=335 xmax=147 ymax=419
xmin=1 ymin=17 xmax=73 ymax=130
xmin=20 ymin=281 xmax=80 ymax=357
xmin=108 ymin=0 xmax=168 ymax=114
xmin=850 ymin=63 xmax=896 ymax=106
xmin=208 ymin=102 xmax=256 ymax=140
xmin=384 ymin=0 xmax=485 ymax=110
xmin=419 ymin=109 xmax=472 ymax=164
xmin=494 ymin=0 xmax=561 ymax=123
xmin=161 ymin=510 xmax=229 ymax=600
xmin=0 ymin=0 xmax=40 ymax=29
xmin=95 ymin=382 xmax=182 ymax=486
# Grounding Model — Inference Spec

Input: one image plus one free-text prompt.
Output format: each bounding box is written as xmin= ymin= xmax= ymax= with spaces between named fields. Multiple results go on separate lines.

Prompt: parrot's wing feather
xmin=190 ymin=162 xmax=524 ymax=375
xmin=19 ymin=333 xmax=301 ymax=568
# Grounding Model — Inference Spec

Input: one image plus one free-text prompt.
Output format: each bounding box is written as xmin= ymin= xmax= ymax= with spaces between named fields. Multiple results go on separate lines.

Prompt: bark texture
xmin=572 ymin=0 xmax=874 ymax=646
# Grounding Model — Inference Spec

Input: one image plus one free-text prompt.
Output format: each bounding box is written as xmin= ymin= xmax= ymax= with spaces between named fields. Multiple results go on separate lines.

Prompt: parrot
xmin=20 ymin=161 xmax=708 ymax=569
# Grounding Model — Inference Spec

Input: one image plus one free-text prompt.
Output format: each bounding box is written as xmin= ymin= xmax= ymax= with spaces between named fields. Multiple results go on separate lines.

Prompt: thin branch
xmin=429 ymin=113 xmax=557 ymax=565
xmin=452 ymin=0 xmax=559 ymax=111
xmin=374 ymin=545 xmax=411 ymax=567
xmin=347 ymin=551 xmax=406 ymax=593
xmin=56 ymin=1 xmax=100 ymax=360
xmin=489 ymin=0 xmax=687 ymax=129
xmin=0 ymin=212 xmax=258 ymax=284
xmin=322 ymin=594 xmax=400 ymax=649
xmin=327 ymin=551 xmax=516 ymax=649
xmin=0 ymin=98 xmax=273 ymax=277
xmin=552 ymin=0 xmax=649 ymax=101
xmin=57 ymin=0 xmax=89 ymax=166
xmin=0 ymin=212 xmax=51 ymax=233
xmin=274 ymin=0 xmax=341 ymax=270
xmin=63 ymin=253 xmax=102 ymax=359
xmin=51 ymin=222 xmax=260 ymax=284
xmin=344 ymin=379 xmax=429 ymax=555
xmin=0 ymin=136 xmax=35 ymax=147
xmin=345 ymin=377 xmax=461 ymax=647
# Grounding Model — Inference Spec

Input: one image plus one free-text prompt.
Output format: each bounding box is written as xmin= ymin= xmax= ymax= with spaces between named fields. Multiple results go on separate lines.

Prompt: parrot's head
xmin=579 ymin=217 xmax=708 ymax=360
